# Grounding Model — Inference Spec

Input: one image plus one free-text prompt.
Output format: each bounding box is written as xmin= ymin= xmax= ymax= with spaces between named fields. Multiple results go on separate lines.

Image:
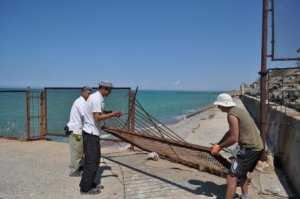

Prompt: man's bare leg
xmin=226 ymin=175 xmax=237 ymax=199
xmin=240 ymin=178 xmax=250 ymax=199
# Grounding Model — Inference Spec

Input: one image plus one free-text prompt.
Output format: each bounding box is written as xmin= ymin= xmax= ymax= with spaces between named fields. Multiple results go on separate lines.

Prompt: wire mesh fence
xmin=0 ymin=90 xmax=28 ymax=139
xmin=244 ymin=67 xmax=300 ymax=112
xmin=0 ymin=89 xmax=42 ymax=140
xmin=44 ymin=87 xmax=131 ymax=137
xmin=102 ymin=88 xmax=131 ymax=130
xmin=267 ymin=67 xmax=300 ymax=111
xmin=29 ymin=90 xmax=42 ymax=139
xmin=0 ymin=87 xmax=131 ymax=141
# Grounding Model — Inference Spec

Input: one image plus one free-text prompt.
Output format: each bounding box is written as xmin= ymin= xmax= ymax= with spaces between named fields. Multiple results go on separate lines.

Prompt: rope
xmin=135 ymin=100 xmax=186 ymax=142
xmin=103 ymin=98 xmax=188 ymax=146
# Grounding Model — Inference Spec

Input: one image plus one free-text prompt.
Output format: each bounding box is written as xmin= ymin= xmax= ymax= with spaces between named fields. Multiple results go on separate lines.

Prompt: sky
xmin=0 ymin=0 xmax=290 ymax=90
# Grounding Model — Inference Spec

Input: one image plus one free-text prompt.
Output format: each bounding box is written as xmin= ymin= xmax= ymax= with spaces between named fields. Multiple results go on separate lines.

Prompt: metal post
xmin=44 ymin=89 xmax=48 ymax=136
xmin=267 ymin=71 xmax=270 ymax=106
xmin=25 ymin=88 xmax=31 ymax=140
xmin=281 ymin=73 xmax=284 ymax=106
xmin=39 ymin=91 xmax=46 ymax=139
xmin=128 ymin=91 xmax=136 ymax=131
xmin=260 ymin=0 xmax=269 ymax=157
xmin=128 ymin=90 xmax=137 ymax=151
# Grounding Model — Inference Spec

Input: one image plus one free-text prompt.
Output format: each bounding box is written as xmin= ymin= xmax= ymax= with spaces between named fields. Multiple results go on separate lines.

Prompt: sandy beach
xmin=0 ymin=97 xmax=292 ymax=199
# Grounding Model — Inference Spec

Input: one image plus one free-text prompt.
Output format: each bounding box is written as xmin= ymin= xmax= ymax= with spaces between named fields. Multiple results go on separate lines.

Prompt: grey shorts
xmin=229 ymin=148 xmax=263 ymax=180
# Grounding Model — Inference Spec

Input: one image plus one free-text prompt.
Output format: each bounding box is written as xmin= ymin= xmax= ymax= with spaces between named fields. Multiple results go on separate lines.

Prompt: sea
xmin=0 ymin=89 xmax=221 ymax=139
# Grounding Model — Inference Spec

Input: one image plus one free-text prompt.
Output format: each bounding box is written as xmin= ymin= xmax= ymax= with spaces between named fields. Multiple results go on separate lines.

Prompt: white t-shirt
xmin=67 ymin=96 xmax=87 ymax=134
xmin=83 ymin=91 xmax=105 ymax=136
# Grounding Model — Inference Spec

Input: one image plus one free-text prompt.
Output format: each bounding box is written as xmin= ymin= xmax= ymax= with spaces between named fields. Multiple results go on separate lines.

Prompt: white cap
xmin=99 ymin=81 xmax=113 ymax=88
xmin=214 ymin=93 xmax=236 ymax=107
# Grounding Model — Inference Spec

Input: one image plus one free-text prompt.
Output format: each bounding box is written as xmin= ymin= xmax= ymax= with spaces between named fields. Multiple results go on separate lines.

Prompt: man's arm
xmin=90 ymin=96 xmax=122 ymax=122
xmin=93 ymin=112 xmax=122 ymax=122
xmin=217 ymin=130 xmax=230 ymax=145
xmin=211 ymin=114 xmax=239 ymax=155
xmin=218 ymin=115 xmax=239 ymax=148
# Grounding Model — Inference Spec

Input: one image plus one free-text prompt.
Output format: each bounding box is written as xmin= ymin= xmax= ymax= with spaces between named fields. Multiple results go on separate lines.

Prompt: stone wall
xmin=240 ymin=95 xmax=300 ymax=195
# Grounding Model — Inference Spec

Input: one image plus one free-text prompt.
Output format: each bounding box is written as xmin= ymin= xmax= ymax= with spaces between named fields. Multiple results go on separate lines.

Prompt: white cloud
xmin=173 ymin=80 xmax=181 ymax=86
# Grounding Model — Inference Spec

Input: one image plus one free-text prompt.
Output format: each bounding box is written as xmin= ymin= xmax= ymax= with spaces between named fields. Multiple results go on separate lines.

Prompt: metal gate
xmin=42 ymin=87 xmax=131 ymax=137
xmin=0 ymin=88 xmax=43 ymax=140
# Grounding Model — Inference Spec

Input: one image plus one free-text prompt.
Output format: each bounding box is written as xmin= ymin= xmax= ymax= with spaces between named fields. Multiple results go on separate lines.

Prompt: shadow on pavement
xmin=94 ymin=165 xmax=112 ymax=185
xmin=103 ymin=155 xmax=226 ymax=197
xmin=188 ymin=179 xmax=226 ymax=198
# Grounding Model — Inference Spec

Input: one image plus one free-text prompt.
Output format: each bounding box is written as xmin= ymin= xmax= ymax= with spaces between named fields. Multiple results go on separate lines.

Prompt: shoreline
xmin=163 ymin=103 xmax=216 ymax=125
xmin=185 ymin=103 xmax=215 ymax=119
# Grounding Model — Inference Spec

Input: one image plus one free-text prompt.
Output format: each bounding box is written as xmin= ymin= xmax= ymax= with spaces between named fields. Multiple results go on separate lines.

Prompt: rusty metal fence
xmin=0 ymin=87 xmax=133 ymax=141
xmin=0 ymin=90 xmax=28 ymax=139
xmin=244 ymin=67 xmax=300 ymax=112
xmin=0 ymin=89 xmax=42 ymax=140
xmin=43 ymin=87 xmax=132 ymax=137
xmin=267 ymin=67 xmax=300 ymax=112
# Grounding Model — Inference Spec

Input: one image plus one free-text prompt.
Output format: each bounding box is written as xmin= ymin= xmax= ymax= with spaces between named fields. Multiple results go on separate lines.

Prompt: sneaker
xmin=80 ymin=187 xmax=102 ymax=195
xmin=69 ymin=169 xmax=81 ymax=177
xmin=96 ymin=184 xmax=104 ymax=190
xmin=233 ymin=193 xmax=241 ymax=199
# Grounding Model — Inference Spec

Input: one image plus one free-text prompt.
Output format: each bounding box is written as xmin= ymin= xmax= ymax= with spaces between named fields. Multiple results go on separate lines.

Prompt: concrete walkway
xmin=0 ymin=139 xmax=224 ymax=199
xmin=0 ymin=97 xmax=294 ymax=198
xmin=0 ymin=139 xmax=291 ymax=199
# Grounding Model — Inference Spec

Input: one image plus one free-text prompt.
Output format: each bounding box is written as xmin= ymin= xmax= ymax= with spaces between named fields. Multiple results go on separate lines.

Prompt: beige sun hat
xmin=214 ymin=93 xmax=236 ymax=107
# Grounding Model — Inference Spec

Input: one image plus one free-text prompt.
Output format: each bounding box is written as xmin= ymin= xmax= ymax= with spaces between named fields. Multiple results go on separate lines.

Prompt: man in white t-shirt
xmin=66 ymin=87 xmax=92 ymax=176
xmin=79 ymin=82 xmax=122 ymax=194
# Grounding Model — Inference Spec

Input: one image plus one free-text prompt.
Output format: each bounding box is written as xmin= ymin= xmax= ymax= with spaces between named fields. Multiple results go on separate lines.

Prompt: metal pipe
xmin=44 ymin=87 xmax=131 ymax=90
xmin=268 ymin=66 xmax=300 ymax=71
xmin=272 ymin=57 xmax=300 ymax=61
xmin=260 ymin=0 xmax=270 ymax=155
xmin=271 ymin=0 xmax=275 ymax=60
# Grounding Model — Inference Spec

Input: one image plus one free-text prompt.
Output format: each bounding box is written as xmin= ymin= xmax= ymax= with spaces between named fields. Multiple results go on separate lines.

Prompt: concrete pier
xmin=0 ymin=98 xmax=294 ymax=198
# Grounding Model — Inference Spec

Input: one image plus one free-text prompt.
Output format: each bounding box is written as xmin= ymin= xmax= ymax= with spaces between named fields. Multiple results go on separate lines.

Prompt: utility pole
xmin=260 ymin=0 xmax=269 ymax=159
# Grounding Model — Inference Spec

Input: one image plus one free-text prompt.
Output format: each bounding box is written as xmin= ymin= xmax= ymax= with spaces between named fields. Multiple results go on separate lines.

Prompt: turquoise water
xmin=137 ymin=90 xmax=220 ymax=123
xmin=0 ymin=89 xmax=220 ymax=137
xmin=0 ymin=92 xmax=26 ymax=137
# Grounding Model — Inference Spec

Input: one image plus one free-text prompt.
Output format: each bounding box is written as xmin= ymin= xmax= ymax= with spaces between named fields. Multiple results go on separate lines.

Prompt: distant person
xmin=210 ymin=93 xmax=263 ymax=199
xmin=65 ymin=87 xmax=92 ymax=176
xmin=80 ymin=82 xmax=122 ymax=195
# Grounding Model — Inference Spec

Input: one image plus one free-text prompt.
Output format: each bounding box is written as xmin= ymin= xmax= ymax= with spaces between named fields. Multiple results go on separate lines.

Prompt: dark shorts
xmin=229 ymin=148 xmax=263 ymax=180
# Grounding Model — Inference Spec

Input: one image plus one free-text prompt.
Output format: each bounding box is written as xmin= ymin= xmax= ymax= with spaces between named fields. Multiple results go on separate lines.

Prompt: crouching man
xmin=66 ymin=87 xmax=92 ymax=176
xmin=210 ymin=93 xmax=263 ymax=199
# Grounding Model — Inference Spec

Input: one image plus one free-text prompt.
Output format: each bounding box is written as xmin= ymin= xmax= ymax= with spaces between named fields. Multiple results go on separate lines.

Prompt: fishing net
xmin=102 ymin=90 xmax=230 ymax=177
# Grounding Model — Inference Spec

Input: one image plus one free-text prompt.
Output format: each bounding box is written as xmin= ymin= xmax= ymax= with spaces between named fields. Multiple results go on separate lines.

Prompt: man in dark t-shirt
xmin=211 ymin=93 xmax=263 ymax=199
